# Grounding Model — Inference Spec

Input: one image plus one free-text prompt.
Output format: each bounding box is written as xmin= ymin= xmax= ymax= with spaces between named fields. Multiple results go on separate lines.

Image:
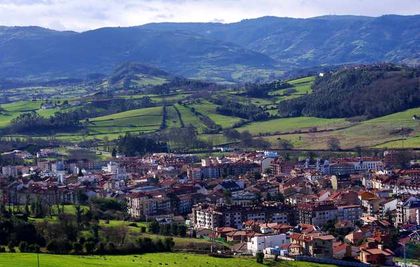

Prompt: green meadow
xmin=0 ymin=253 xmax=336 ymax=267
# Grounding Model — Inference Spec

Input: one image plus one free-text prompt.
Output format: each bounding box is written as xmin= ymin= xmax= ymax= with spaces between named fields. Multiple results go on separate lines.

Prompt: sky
xmin=0 ymin=0 xmax=419 ymax=32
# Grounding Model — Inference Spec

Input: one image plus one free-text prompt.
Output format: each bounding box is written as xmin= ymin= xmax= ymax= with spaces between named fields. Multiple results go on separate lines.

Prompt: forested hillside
xmin=278 ymin=64 xmax=420 ymax=118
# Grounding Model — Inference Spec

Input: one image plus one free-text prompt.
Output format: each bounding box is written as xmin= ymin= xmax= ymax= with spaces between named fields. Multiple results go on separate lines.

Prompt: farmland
xmin=88 ymin=106 xmax=163 ymax=135
xmin=0 ymin=75 xmax=419 ymax=150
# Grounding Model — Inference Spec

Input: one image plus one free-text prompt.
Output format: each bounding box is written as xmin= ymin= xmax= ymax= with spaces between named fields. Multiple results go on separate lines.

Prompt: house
xmin=345 ymin=229 xmax=366 ymax=245
xmin=359 ymin=243 xmax=394 ymax=265
xmin=333 ymin=242 xmax=351 ymax=259
xmin=247 ymin=234 xmax=289 ymax=256
xmin=310 ymin=235 xmax=335 ymax=258
xmin=289 ymin=232 xmax=334 ymax=258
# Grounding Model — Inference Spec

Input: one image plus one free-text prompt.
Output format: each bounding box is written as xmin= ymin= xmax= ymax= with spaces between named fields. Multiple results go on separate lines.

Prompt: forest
xmin=278 ymin=64 xmax=420 ymax=118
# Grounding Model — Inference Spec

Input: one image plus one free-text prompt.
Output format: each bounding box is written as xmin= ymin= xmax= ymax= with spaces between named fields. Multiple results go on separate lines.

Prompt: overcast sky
xmin=1 ymin=0 xmax=419 ymax=32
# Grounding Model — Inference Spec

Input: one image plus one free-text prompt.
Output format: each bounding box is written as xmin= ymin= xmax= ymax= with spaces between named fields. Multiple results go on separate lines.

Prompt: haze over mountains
xmin=0 ymin=15 xmax=419 ymax=82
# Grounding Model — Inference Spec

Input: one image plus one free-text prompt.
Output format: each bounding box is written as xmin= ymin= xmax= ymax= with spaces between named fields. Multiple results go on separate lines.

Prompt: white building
xmin=247 ymin=234 xmax=289 ymax=256
xmin=1 ymin=166 xmax=18 ymax=178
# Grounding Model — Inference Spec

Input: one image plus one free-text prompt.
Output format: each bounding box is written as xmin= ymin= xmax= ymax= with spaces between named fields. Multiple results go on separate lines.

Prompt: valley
xmin=0 ymin=64 xmax=418 ymax=151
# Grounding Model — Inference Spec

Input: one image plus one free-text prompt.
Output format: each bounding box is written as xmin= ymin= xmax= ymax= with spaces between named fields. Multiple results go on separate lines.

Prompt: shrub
xmin=46 ymin=239 xmax=72 ymax=254
xmin=18 ymin=241 xmax=28 ymax=252
xmin=72 ymin=242 xmax=83 ymax=254
xmin=28 ymin=244 xmax=40 ymax=253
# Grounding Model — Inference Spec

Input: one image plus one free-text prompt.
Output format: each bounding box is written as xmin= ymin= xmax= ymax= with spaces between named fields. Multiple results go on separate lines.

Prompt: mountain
xmin=0 ymin=15 xmax=419 ymax=82
xmin=0 ymin=26 xmax=274 ymax=82
xmin=278 ymin=64 xmax=420 ymax=119
xmin=143 ymin=15 xmax=420 ymax=68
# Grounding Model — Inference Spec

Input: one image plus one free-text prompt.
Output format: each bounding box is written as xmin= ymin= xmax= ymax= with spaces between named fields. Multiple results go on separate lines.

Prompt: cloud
xmin=0 ymin=0 xmax=419 ymax=31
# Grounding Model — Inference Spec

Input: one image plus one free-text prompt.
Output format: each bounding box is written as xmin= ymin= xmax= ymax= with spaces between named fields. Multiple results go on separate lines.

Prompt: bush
xmin=28 ymin=244 xmax=40 ymax=253
xmin=46 ymin=239 xmax=72 ymax=254
xmin=106 ymin=242 xmax=116 ymax=253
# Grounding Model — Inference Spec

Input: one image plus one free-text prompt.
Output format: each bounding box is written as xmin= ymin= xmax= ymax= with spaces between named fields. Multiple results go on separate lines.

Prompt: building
xmin=191 ymin=204 xmax=293 ymax=229
xmin=359 ymin=243 xmax=394 ymax=265
xmin=396 ymin=196 xmax=420 ymax=226
xmin=127 ymin=193 xmax=172 ymax=219
xmin=328 ymin=163 xmax=355 ymax=176
xmin=191 ymin=204 xmax=223 ymax=229
xmin=330 ymin=175 xmax=351 ymax=190
xmin=337 ymin=205 xmax=362 ymax=223
xmin=247 ymin=234 xmax=289 ymax=256
xmin=289 ymin=233 xmax=334 ymax=258
xmin=1 ymin=166 xmax=18 ymax=178
xmin=271 ymin=158 xmax=295 ymax=176
xmin=298 ymin=202 xmax=338 ymax=226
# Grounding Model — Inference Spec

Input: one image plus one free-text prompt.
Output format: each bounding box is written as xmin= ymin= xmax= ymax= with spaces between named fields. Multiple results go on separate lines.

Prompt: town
xmin=0 ymin=146 xmax=418 ymax=266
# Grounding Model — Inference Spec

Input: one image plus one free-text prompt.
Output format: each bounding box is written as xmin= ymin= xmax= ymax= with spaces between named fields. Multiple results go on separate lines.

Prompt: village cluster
xmin=1 ymin=148 xmax=419 ymax=266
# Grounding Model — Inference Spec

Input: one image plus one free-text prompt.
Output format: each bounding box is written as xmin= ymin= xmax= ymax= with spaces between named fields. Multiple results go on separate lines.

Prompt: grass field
xmin=0 ymin=253 xmax=337 ymax=267
xmin=190 ymin=101 xmax=242 ymax=128
xmin=87 ymin=106 xmax=163 ymax=136
xmin=174 ymin=104 xmax=207 ymax=132
xmin=166 ymin=106 xmax=183 ymax=128
xmin=263 ymin=107 xmax=420 ymax=149
xmin=237 ymin=117 xmax=350 ymax=135
xmin=0 ymin=100 xmax=43 ymax=128
xmin=270 ymin=76 xmax=315 ymax=102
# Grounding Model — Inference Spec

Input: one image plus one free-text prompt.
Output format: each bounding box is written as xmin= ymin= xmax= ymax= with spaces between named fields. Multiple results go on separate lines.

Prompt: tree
xmin=327 ymin=137 xmax=341 ymax=151
xmin=46 ymin=239 xmax=72 ymax=254
xmin=177 ymin=225 xmax=187 ymax=237
xmin=278 ymin=139 xmax=294 ymax=150
xmin=163 ymin=237 xmax=175 ymax=252
xmin=354 ymin=145 xmax=363 ymax=157
xmin=18 ymin=241 xmax=28 ymax=252
xmin=223 ymin=129 xmax=241 ymax=140
xmin=256 ymin=252 xmax=264 ymax=263
xmin=84 ymin=241 xmax=96 ymax=254
xmin=149 ymin=220 xmax=160 ymax=234
xmin=73 ymin=242 xmax=83 ymax=254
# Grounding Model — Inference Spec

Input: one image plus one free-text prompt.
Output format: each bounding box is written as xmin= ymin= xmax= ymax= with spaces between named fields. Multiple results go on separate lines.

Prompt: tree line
xmin=213 ymin=98 xmax=269 ymax=121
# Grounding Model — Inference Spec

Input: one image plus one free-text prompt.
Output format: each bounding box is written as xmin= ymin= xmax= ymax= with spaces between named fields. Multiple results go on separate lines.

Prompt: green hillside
xmin=0 ymin=67 xmax=418 ymax=150
xmin=262 ymin=107 xmax=420 ymax=149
